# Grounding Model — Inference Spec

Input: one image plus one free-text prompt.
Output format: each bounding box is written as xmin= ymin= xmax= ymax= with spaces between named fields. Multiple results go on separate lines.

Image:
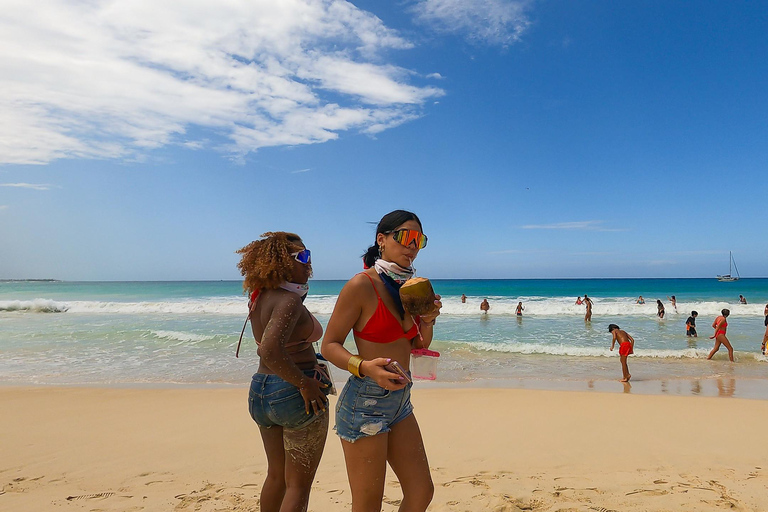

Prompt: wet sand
xmin=3 ymin=386 xmax=768 ymax=511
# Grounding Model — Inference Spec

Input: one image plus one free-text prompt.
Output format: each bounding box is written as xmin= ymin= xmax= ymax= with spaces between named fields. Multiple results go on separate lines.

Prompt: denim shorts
xmin=334 ymin=375 xmax=413 ymax=443
xmin=248 ymin=368 xmax=332 ymax=430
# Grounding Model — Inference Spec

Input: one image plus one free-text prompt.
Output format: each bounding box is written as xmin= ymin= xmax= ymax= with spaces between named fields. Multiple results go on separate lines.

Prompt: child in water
xmin=686 ymin=311 xmax=698 ymax=337
xmin=609 ymin=324 xmax=635 ymax=382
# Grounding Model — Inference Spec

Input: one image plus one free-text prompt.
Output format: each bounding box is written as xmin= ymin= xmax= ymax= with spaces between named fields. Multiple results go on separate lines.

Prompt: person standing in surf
xmin=686 ymin=311 xmax=698 ymax=337
xmin=322 ymin=210 xmax=441 ymax=512
xmin=707 ymin=309 xmax=734 ymax=362
xmin=609 ymin=324 xmax=635 ymax=382
xmin=236 ymin=232 xmax=332 ymax=512
xmin=762 ymin=303 xmax=768 ymax=355
xmin=583 ymin=294 xmax=593 ymax=321
xmin=667 ymin=295 xmax=678 ymax=312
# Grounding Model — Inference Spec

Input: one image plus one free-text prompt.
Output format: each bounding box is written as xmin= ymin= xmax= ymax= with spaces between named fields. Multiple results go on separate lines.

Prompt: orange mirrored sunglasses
xmin=385 ymin=229 xmax=427 ymax=249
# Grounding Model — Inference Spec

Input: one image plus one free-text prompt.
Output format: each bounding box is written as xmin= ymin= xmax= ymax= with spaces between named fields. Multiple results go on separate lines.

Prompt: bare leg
xmin=620 ymin=356 xmax=630 ymax=382
xmin=387 ymin=414 xmax=434 ymax=512
xmin=259 ymin=426 xmax=287 ymax=512
xmin=280 ymin=414 xmax=329 ymax=512
xmin=720 ymin=336 xmax=734 ymax=362
xmin=707 ymin=339 xmax=722 ymax=360
xmin=341 ymin=433 xmax=389 ymax=512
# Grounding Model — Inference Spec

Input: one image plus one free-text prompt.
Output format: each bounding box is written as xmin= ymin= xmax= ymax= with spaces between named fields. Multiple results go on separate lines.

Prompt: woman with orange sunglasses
xmin=322 ymin=210 xmax=441 ymax=512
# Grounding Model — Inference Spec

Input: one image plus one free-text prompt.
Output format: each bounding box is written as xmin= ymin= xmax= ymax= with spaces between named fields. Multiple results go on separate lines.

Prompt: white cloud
xmin=0 ymin=183 xmax=53 ymax=190
xmin=521 ymin=221 xmax=625 ymax=232
xmin=0 ymin=0 xmax=444 ymax=165
xmin=0 ymin=205 xmax=8 ymax=210
xmin=411 ymin=0 xmax=531 ymax=46
xmin=426 ymin=72 xmax=445 ymax=79
xmin=291 ymin=168 xmax=312 ymax=174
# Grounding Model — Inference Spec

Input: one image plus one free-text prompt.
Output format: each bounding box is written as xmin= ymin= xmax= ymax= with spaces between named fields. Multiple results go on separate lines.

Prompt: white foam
xmin=442 ymin=340 xmax=766 ymax=361
xmin=150 ymin=330 xmax=214 ymax=343
xmin=0 ymin=299 xmax=69 ymax=313
xmin=438 ymin=297 xmax=763 ymax=317
xmin=1 ymin=295 xmax=761 ymax=318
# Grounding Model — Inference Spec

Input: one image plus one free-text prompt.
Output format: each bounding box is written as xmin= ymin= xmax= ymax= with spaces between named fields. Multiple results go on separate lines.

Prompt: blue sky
xmin=1 ymin=0 xmax=767 ymax=280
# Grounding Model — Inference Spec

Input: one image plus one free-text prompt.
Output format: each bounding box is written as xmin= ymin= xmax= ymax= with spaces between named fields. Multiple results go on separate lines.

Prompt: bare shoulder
xmin=268 ymin=289 xmax=303 ymax=313
xmin=343 ymin=272 xmax=376 ymax=295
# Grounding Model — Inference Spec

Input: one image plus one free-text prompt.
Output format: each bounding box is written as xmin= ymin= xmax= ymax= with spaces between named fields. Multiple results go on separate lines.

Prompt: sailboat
xmin=717 ymin=251 xmax=740 ymax=282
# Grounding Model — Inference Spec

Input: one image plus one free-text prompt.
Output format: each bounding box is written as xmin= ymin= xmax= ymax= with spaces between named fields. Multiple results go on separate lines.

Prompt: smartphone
xmin=383 ymin=360 xmax=412 ymax=384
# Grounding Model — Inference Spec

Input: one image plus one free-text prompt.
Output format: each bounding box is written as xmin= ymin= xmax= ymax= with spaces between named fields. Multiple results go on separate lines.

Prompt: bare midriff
xmin=355 ymin=336 xmax=414 ymax=372
xmin=253 ymin=309 xmax=321 ymax=374
xmin=257 ymin=345 xmax=318 ymax=373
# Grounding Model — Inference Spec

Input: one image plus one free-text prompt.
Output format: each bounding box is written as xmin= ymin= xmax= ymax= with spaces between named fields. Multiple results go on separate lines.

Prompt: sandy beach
xmin=3 ymin=385 xmax=768 ymax=512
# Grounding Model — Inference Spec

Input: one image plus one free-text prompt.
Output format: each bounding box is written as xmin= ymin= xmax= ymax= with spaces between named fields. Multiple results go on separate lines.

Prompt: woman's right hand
xmin=298 ymin=377 xmax=329 ymax=415
xmin=361 ymin=357 xmax=408 ymax=391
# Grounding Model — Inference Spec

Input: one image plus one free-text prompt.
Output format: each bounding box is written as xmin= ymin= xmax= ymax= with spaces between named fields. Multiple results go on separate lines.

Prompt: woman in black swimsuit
xmin=657 ymin=300 xmax=665 ymax=319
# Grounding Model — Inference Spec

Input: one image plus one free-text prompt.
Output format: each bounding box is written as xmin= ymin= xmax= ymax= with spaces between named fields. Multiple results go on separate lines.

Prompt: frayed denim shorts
xmin=248 ymin=369 xmax=332 ymax=430
xmin=334 ymin=375 xmax=413 ymax=443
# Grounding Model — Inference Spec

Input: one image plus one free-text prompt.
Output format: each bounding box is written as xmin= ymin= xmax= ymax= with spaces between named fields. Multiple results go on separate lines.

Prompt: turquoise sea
xmin=1 ymin=279 xmax=767 ymax=398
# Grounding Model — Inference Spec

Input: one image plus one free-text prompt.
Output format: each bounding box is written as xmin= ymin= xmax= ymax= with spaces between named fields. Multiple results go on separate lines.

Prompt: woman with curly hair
xmin=321 ymin=210 xmax=442 ymax=512
xmin=236 ymin=232 xmax=331 ymax=512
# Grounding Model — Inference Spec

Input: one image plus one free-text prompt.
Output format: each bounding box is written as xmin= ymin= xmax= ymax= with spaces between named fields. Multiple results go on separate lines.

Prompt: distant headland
xmin=0 ymin=279 xmax=60 ymax=282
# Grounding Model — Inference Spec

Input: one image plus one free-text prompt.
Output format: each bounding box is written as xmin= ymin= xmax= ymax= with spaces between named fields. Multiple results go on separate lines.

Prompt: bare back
xmin=250 ymin=289 xmax=318 ymax=371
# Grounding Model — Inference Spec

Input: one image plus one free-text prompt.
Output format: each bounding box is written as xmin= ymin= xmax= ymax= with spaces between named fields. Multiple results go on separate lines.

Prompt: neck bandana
xmin=279 ymin=282 xmax=309 ymax=299
xmin=373 ymin=259 xmax=414 ymax=319
xmin=373 ymin=259 xmax=415 ymax=284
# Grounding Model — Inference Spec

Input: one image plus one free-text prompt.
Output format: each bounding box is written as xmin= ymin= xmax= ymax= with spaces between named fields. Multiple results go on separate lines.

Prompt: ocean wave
xmin=0 ymin=299 xmax=69 ymax=313
xmin=443 ymin=340 xmax=767 ymax=361
xmin=149 ymin=330 xmax=215 ymax=343
xmin=436 ymin=297 xmax=764 ymax=317
xmin=0 ymin=295 xmax=763 ymax=318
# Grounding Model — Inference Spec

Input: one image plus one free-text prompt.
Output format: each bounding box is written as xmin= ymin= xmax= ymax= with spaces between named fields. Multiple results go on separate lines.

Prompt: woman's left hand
xmin=420 ymin=294 xmax=442 ymax=324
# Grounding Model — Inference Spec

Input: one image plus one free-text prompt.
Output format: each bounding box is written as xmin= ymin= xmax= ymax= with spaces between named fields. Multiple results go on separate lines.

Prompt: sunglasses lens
xmin=293 ymin=249 xmax=311 ymax=264
xmin=393 ymin=230 xmax=427 ymax=249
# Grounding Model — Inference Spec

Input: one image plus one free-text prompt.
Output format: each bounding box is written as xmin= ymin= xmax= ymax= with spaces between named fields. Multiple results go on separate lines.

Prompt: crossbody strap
xmin=235 ymin=291 xmax=260 ymax=358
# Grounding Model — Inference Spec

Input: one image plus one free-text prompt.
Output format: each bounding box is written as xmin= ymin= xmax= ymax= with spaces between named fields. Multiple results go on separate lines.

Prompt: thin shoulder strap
xmin=358 ymin=272 xmax=381 ymax=299
xmin=235 ymin=292 xmax=259 ymax=358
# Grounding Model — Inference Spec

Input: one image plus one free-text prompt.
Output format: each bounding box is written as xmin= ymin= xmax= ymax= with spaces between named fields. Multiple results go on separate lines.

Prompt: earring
xmin=378 ymin=245 xmax=384 ymax=257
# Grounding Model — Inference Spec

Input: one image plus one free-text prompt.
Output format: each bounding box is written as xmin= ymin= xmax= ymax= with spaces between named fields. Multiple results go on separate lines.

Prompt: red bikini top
xmin=353 ymin=273 xmax=419 ymax=344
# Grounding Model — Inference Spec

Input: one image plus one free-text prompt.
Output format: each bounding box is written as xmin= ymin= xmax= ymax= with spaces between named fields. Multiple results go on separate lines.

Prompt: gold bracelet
xmin=348 ymin=355 xmax=365 ymax=378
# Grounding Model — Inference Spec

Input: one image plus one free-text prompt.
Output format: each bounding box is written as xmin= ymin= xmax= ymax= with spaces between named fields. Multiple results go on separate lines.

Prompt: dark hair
xmin=361 ymin=210 xmax=423 ymax=268
xmin=722 ymin=308 xmax=730 ymax=317
xmin=691 ymin=310 xmax=698 ymax=316
xmin=608 ymin=324 xmax=619 ymax=332
xmin=657 ymin=300 xmax=663 ymax=305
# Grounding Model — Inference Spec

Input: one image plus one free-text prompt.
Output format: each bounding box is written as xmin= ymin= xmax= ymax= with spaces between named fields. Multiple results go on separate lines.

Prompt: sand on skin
xmin=2 ymin=385 xmax=768 ymax=512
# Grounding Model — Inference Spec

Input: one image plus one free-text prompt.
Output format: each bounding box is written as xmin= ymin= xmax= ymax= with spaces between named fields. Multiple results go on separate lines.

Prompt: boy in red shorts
xmin=609 ymin=324 xmax=635 ymax=382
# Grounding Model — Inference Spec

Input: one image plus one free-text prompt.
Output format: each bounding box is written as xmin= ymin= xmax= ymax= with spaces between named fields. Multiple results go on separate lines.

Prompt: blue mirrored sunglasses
xmin=290 ymin=249 xmax=311 ymax=264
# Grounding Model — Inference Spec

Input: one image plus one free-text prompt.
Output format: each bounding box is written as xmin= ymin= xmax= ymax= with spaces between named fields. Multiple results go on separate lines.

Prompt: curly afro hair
xmin=236 ymin=232 xmax=306 ymax=294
